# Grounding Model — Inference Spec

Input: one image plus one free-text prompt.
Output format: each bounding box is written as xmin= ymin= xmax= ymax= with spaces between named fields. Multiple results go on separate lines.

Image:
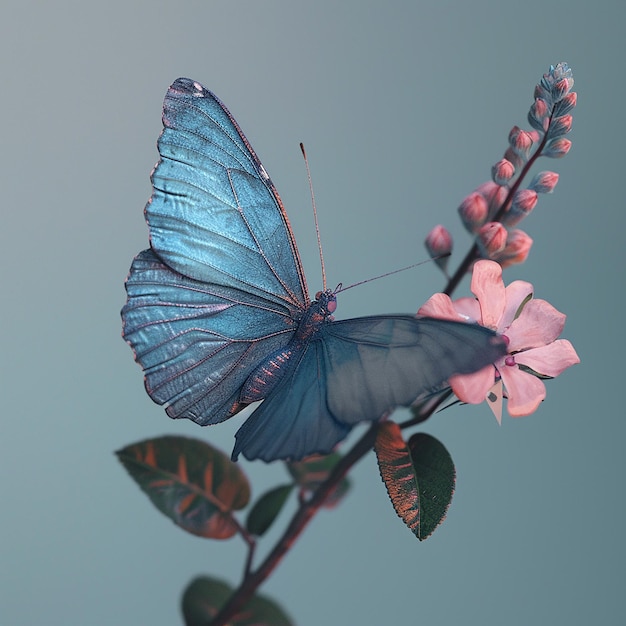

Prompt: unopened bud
xmin=553 ymin=77 xmax=574 ymax=101
xmin=458 ymin=191 xmax=488 ymax=233
xmin=477 ymin=222 xmax=507 ymax=257
xmin=492 ymin=159 xmax=515 ymax=185
xmin=503 ymin=147 xmax=523 ymax=170
xmin=547 ymin=114 xmax=573 ymax=140
xmin=554 ymin=91 xmax=577 ymax=117
xmin=475 ymin=181 xmax=509 ymax=216
xmin=424 ymin=225 xmax=453 ymax=273
xmin=508 ymin=126 xmax=534 ymax=159
xmin=528 ymin=98 xmax=550 ymax=132
xmin=543 ymin=138 xmax=572 ymax=158
xmin=503 ymin=189 xmax=538 ymax=226
xmin=425 ymin=224 xmax=452 ymax=257
xmin=494 ymin=229 xmax=533 ymax=268
xmin=534 ymin=83 xmax=550 ymax=102
xmin=529 ymin=171 xmax=559 ymax=194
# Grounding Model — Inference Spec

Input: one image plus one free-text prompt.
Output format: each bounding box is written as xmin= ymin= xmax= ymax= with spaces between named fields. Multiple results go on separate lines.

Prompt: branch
xmin=208 ymin=422 xmax=381 ymax=625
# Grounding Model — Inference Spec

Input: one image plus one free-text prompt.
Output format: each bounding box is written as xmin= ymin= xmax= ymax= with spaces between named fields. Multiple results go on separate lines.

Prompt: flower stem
xmin=208 ymin=423 xmax=381 ymax=625
xmin=443 ymin=123 xmax=551 ymax=296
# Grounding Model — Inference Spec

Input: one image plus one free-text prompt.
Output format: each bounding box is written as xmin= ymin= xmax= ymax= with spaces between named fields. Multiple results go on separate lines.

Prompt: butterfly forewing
xmin=147 ymin=78 xmax=308 ymax=308
xmin=322 ymin=316 xmax=503 ymax=424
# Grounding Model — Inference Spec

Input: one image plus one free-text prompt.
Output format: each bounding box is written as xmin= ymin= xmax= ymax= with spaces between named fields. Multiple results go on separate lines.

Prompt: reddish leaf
xmin=287 ymin=453 xmax=350 ymax=508
xmin=374 ymin=422 xmax=455 ymax=540
xmin=116 ymin=435 xmax=250 ymax=539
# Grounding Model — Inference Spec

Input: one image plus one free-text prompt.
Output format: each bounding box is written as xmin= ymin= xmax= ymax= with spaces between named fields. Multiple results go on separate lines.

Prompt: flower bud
xmin=540 ymin=63 xmax=573 ymax=102
xmin=528 ymin=98 xmax=549 ymax=132
xmin=458 ymin=191 xmax=488 ymax=233
xmin=542 ymin=138 xmax=572 ymax=158
xmin=424 ymin=225 xmax=453 ymax=273
xmin=529 ymin=171 xmax=559 ymax=194
xmin=534 ymin=83 xmax=550 ymax=103
xmin=508 ymin=126 xmax=534 ymax=159
xmin=475 ymin=181 xmax=509 ymax=217
xmin=547 ymin=114 xmax=573 ymax=140
xmin=553 ymin=77 xmax=574 ymax=101
xmin=554 ymin=91 xmax=577 ymax=117
xmin=503 ymin=147 xmax=523 ymax=170
xmin=494 ymin=229 xmax=533 ymax=268
xmin=492 ymin=159 xmax=515 ymax=185
xmin=477 ymin=222 xmax=507 ymax=257
xmin=502 ymin=189 xmax=538 ymax=227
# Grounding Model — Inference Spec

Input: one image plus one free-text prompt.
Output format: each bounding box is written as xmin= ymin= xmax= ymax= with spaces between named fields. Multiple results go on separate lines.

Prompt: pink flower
xmin=418 ymin=260 xmax=579 ymax=423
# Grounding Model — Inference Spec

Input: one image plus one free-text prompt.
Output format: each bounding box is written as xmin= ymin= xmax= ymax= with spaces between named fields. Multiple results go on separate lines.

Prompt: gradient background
xmin=2 ymin=2 xmax=623 ymax=624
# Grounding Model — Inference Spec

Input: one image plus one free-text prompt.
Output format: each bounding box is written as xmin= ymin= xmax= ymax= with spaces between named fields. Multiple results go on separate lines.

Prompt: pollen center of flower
xmin=505 ymin=356 xmax=516 ymax=367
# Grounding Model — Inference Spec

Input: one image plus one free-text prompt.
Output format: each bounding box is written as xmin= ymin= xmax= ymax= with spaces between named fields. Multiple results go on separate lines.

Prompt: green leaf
xmin=374 ymin=422 xmax=455 ymax=540
xmin=181 ymin=577 xmax=232 ymax=626
xmin=286 ymin=453 xmax=350 ymax=508
xmin=237 ymin=591 xmax=294 ymax=625
xmin=246 ymin=484 xmax=293 ymax=536
xmin=181 ymin=576 xmax=294 ymax=626
xmin=116 ymin=435 xmax=250 ymax=539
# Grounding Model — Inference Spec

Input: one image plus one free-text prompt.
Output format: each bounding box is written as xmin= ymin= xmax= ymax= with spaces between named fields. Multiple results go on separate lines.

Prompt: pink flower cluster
xmin=419 ymin=260 xmax=579 ymax=422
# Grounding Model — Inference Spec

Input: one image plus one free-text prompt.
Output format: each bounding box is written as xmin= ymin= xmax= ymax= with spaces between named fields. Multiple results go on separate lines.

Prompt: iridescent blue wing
xmin=233 ymin=316 xmax=504 ymax=461
xmin=231 ymin=339 xmax=351 ymax=462
xmin=122 ymin=249 xmax=299 ymax=424
xmin=147 ymin=77 xmax=308 ymax=307
xmin=122 ymin=77 xmax=310 ymax=425
xmin=322 ymin=316 xmax=503 ymax=422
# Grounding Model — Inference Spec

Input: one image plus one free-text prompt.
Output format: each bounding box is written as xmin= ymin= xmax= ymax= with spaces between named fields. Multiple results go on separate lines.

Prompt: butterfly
xmin=121 ymin=78 xmax=505 ymax=463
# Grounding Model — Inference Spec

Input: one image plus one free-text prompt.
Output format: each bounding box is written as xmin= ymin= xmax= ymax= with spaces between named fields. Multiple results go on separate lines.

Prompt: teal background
xmin=2 ymin=1 xmax=623 ymax=624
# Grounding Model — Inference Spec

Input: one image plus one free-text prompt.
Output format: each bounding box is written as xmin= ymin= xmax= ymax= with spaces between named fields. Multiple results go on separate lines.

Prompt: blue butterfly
xmin=121 ymin=78 xmax=505 ymax=463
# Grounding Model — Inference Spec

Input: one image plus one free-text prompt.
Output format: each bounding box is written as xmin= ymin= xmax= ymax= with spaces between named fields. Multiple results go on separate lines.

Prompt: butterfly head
xmin=314 ymin=289 xmax=337 ymax=319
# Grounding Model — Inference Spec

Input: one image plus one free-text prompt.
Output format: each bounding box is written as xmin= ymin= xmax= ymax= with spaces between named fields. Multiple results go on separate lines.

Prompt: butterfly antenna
xmin=300 ymin=143 xmax=327 ymax=291
xmin=336 ymin=254 xmax=450 ymax=293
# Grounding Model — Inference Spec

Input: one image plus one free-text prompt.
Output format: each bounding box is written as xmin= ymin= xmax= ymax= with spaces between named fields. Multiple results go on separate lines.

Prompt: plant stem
xmin=444 ymin=127 xmax=550 ymax=296
xmin=208 ymin=422 xmax=380 ymax=625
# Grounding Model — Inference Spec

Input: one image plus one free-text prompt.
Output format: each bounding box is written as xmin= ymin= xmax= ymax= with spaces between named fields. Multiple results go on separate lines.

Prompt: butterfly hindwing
xmin=231 ymin=340 xmax=351 ymax=462
xmin=122 ymin=249 xmax=298 ymax=425
xmin=233 ymin=316 xmax=504 ymax=461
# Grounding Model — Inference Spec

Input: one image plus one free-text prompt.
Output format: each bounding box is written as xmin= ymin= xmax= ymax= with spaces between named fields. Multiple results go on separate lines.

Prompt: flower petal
xmin=450 ymin=297 xmax=481 ymax=322
xmin=450 ymin=365 xmax=497 ymax=404
xmin=506 ymin=298 xmax=566 ymax=351
xmin=485 ymin=380 xmax=503 ymax=425
xmin=500 ymin=365 xmax=546 ymax=416
xmin=470 ymin=260 xmax=505 ymax=329
xmin=501 ymin=280 xmax=534 ymax=330
xmin=515 ymin=339 xmax=580 ymax=376
xmin=418 ymin=293 xmax=466 ymax=321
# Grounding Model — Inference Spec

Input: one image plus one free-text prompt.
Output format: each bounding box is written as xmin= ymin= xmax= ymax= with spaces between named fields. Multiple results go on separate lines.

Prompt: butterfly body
xmin=240 ymin=290 xmax=336 ymax=403
xmin=122 ymin=78 xmax=505 ymax=462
